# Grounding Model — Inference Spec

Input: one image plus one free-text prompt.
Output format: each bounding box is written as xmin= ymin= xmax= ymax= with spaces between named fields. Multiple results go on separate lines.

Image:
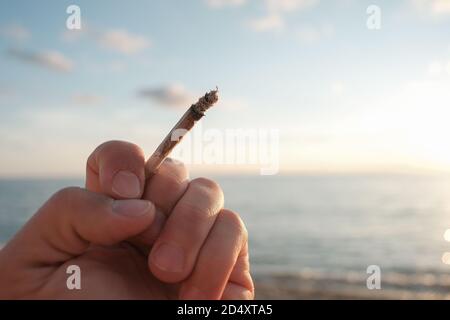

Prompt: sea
xmin=1 ymin=174 xmax=450 ymax=299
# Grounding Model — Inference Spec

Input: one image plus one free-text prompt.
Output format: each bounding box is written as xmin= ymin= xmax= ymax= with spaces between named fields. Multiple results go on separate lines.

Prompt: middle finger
xmin=149 ymin=177 xmax=224 ymax=283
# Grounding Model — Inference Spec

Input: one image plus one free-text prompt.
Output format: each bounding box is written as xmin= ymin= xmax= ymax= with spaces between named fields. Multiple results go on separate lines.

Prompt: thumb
xmin=5 ymin=187 xmax=155 ymax=266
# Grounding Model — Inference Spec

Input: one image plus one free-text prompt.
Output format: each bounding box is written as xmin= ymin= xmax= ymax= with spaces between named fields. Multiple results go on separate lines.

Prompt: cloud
xmin=205 ymin=0 xmax=247 ymax=8
xmin=62 ymin=24 xmax=150 ymax=55
xmin=96 ymin=29 xmax=150 ymax=54
xmin=0 ymin=24 xmax=30 ymax=41
xmin=138 ymin=84 xmax=194 ymax=108
xmin=7 ymin=48 xmax=73 ymax=72
xmin=247 ymin=0 xmax=320 ymax=32
xmin=207 ymin=0 xmax=319 ymax=12
xmin=205 ymin=0 xmax=320 ymax=34
xmin=138 ymin=84 xmax=249 ymax=111
xmin=248 ymin=14 xmax=285 ymax=32
xmin=411 ymin=0 xmax=450 ymax=17
xmin=266 ymin=0 xmax=319 ymax=13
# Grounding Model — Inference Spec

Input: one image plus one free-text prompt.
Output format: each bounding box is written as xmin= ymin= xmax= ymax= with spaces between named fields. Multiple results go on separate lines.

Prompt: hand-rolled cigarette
xmin=145 ymin=88 xmax=219 ymax=177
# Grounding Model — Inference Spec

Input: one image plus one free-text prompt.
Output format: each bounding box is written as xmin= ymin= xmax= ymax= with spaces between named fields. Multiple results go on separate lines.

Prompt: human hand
xmin=0 ymin=141 xmax=253 ymax=300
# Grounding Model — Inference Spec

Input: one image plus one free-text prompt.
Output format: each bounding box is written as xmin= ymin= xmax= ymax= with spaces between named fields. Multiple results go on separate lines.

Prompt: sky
xmin=1 ymin=0 xmax=450 ymax=177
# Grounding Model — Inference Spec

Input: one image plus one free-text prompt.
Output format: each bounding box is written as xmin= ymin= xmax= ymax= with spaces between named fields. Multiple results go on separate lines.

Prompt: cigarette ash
xmin=191 ymin=88 xmax=219 ymax=115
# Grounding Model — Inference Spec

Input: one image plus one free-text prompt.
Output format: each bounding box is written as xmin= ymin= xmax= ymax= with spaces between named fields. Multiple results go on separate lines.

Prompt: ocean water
xmin=1 ymin=175 xmax=450 ymax=298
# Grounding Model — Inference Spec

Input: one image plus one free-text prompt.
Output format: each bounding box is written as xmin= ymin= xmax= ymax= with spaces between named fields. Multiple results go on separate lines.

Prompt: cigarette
xmin=145 ymin=88 xmax=219 ymax=177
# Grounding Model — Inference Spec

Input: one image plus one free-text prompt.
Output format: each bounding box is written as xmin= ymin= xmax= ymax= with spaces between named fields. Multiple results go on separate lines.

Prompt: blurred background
xmin=1 ymin=0 xmax=450 ymax=299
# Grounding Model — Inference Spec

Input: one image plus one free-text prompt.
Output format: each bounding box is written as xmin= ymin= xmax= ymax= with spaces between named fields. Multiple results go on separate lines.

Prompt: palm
xmin=46 ymin=243 xmax=178 ymax=299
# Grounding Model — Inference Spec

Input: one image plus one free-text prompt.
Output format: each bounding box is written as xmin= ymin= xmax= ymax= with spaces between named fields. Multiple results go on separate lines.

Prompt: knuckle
xmin=221 ymin=209 xmax=248 ymax=241
xmin=51 ymin=186 xmax=83 ymax=208
xmin=191 ymin=177 xmax=223 ymax=198
xmin=42 ymin=187 xmax=86 ymax=222
xmin=164 ymin=157 xmax=188 ymax=171
xmin=159 ymin=158 xmax=189 ymax=184
xmin=49 ymin=187 xmax=110 ymax=214
xmin=177 ymin=202 xmax=213 ymax=226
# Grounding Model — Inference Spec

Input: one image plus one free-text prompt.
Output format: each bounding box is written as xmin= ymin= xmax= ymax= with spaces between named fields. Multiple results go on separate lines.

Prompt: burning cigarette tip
xmin=192 ymin=88 xmax=219 ymax=115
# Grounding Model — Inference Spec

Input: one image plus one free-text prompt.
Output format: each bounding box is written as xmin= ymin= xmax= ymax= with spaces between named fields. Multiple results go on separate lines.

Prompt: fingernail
xmin=112 ymin=170 xmax=141 ymax=198
xmin=181 ymin=286 xmax=207 ymax=300
xmin=112 ymin=199 xmax=153 ymax=217
xmin=152 ymin=243 xmax=184 ymax=273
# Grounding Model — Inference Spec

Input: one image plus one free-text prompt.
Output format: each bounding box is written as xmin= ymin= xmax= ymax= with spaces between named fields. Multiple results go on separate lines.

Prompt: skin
xmin=0 ymin=141 xmax=253 ymax=300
